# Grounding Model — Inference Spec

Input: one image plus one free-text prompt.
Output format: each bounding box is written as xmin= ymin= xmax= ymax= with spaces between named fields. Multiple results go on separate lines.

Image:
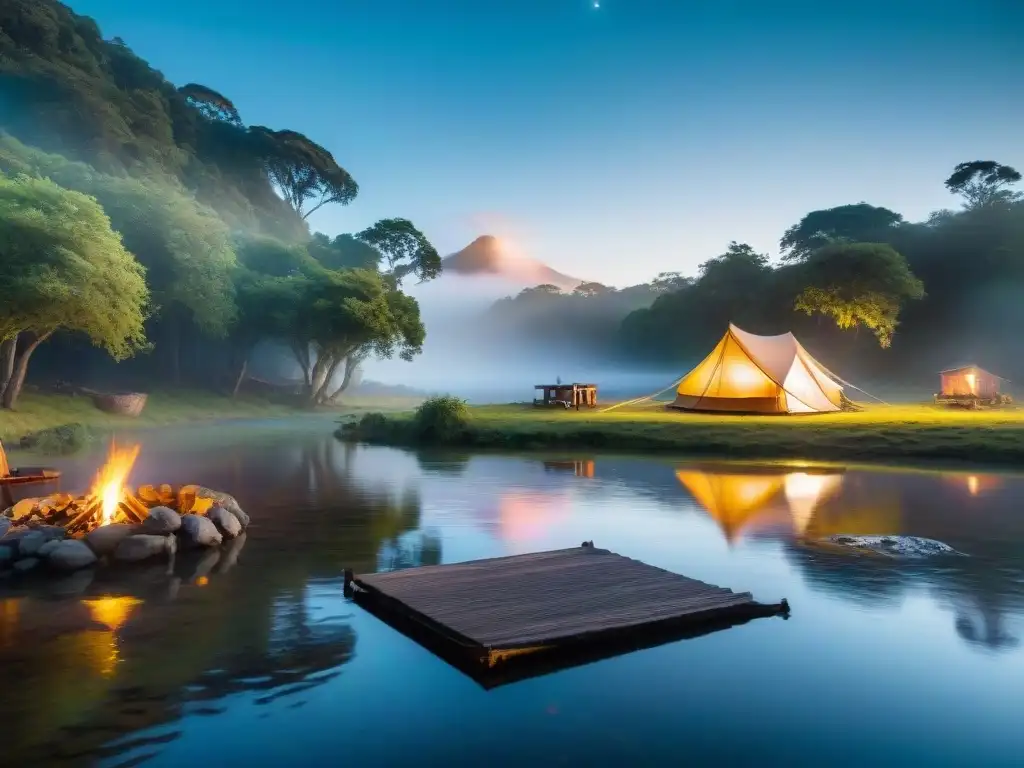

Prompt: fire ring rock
xmin=18 ymin=530 xmax=48 ymax=557
xmin=85 ymin=523 xmax=140 ymax=558
xmin=38 ymin=539 xmax=61 ymax=558
xmin=180 ymin=514 xmax=222 ymax=548
xmin=13 ymin=557 xmax=40 ymax=573
xmin=207 ymin=506 xmax=242 ymax=539
xmin=114 ymin=534 xmax=176 ymax=563
xmin=142 ymin=506 xmax=182 ymax=535
xmin=184 ymin=486 xmax=249 ymax=529
xmin=47 ymin=539 xmax=99 ymax=571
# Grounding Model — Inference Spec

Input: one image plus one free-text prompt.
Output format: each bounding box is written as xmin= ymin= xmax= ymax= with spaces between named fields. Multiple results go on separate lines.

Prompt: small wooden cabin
xmin=939 ymin=365 xmax=1000 ymax=399
xmin=937 ymin=365 xmax=1008 ymax=406
xmin=534 ymin=383 xmax=597 ymax=409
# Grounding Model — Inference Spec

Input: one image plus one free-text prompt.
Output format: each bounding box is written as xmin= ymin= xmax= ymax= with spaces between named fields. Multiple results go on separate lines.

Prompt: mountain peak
xmin=441 ymin=235 xmax=581 ymax=290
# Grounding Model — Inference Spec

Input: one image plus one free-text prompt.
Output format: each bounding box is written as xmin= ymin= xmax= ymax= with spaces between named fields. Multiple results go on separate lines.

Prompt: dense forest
xmin=0 ymin=0 xmax=440 ymax=409
xmin=485 ymin=163 xmax=1024 ymax=389
xmin=1 ymin=1 xmax=1021 ymax=411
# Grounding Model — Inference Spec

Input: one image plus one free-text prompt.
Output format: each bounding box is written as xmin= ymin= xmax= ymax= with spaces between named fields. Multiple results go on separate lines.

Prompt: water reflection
xmin=669 ymin=461 xmax=1024 ymax=656
xmin=1 ymin=428 xmax=1023 ymax=766
xmin=676 ymin=465 xmax=845 ymax=543
xmin=0 ymin=429 xmax=437 ymax=766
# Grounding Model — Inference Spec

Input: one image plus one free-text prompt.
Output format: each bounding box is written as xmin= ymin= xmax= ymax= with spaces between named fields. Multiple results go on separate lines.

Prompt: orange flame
xmin=89 ymin=441 xmax=141 ymax=526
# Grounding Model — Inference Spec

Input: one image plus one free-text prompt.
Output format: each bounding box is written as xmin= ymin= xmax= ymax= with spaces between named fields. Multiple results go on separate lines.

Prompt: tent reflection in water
xmin=672 ymin=324 xmax=845 ymax=414
xmin=677 ymin=465 xmax=845 ymax=542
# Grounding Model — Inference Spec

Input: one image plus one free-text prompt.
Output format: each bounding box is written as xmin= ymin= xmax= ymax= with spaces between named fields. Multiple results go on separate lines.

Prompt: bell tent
xmin=672 ymin=324 xmax=844 ymax=414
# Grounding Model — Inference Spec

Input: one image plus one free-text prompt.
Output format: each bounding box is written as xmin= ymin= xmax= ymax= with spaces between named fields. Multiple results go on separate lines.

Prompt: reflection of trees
xmin=1 ymin=433 xmax=431 ymax=766
xmin=378 ymin=531 xmax=443 ymax=572
xmin=784 ymin=539 xmax=1024 ymax=653
xmin=783 ymin=542 xmax=913 ymax=608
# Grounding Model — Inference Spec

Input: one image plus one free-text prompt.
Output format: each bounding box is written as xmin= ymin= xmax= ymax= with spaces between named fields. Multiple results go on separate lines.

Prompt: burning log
xmin=119 ymin=495 xmax=148 ymax=525
xmin=65 ymin=498 xmax=103 ymax=535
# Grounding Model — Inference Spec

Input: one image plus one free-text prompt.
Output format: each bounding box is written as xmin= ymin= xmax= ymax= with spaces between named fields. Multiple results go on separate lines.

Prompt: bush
xmin=412 ymin=395 xmax=470 ymax=444
xmin=19 ymin=422 xmax=96 ymax=455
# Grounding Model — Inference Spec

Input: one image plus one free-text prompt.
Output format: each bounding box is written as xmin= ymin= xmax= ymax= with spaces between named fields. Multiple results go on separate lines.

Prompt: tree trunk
xmin=232 ymin=357 xmax=248 ymax=398
xmin=326 ymin=353 xmax=366 ymax=403
xmin=2 ymin=332 xmax=50 ymax=410
xmin=0 ymin=335 xmax=17 ymax=400
xmin=312 ymin=356 xmax=343 ymax=405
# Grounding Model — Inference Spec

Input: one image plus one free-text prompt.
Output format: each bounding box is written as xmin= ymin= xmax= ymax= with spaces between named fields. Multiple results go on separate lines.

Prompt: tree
xmin=780 ymin=204 xmax=904 ymax=262
xmin=696 ymin=242 xmax=771 ymax=296
xmin=352 ymin=218 xmax=442 ymax=284
xmin=284 ymin=268 xmax=426 ymax=405
xmin=0 ymin=174 xmax=148 ymax=408
xmin=945 ymin=161 xmax=1022 ymax=209
xmin=251 ymin=127 xmax=358 ymax=219
xmin=307 ymin=233 xmax=381 ymax=272
xmin=227 ymin=268 xmax=304 ymax=396
xmin=179 ymin=83 xmax=242 ymax=126
xmin=650 ymin=271 xmax=692 ymax=294
xmin=792 ymin=242 xmax=924 ymax=348
xmin=78 ymin=174 xmax=238 ymax=383
xmin=573 ymin=282 xmax=613 ymax=297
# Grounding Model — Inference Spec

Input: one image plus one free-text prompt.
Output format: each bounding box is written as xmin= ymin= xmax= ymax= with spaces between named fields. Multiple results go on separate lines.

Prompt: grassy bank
xmin=1 ymin=390 xmax=422 ymax=446
xmin=337 ymin=401 xmax=1024 ymax=466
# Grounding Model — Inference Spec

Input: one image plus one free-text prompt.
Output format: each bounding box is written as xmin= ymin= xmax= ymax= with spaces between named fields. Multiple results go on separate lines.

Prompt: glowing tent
xmin=672 ymin=324 xmax=844 ymax=414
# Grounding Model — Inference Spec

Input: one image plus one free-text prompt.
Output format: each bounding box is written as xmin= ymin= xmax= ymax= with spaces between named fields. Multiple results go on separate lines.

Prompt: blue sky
xmin=71 ymin=0 xmax=1023 ymax=286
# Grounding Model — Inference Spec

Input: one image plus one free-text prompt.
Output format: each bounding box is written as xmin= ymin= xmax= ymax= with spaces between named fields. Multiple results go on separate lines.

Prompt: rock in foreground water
xmin=207 ymin=506 xmax=241 ymax=539
xmin=86 ymin=523 xmax=140 ymax=557
xmin=817 ymin=535 xmax=962 ymax=559
xmin=48 ymin=539 xmax=99 ymax=571
xmin=115 ymin=534 xmax=175 ymax=563
xmin=180 ymin=514 xmax=222 ymax=547
xmin=143 ymin=506 xmax=182 ymax=535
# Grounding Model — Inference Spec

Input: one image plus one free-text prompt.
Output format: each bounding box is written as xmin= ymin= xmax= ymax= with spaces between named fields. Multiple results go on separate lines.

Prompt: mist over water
xmin=363 ymin=274 xmax=679 ymax=402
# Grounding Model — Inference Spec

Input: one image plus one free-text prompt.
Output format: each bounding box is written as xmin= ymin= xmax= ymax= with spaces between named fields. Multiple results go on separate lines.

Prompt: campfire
xmin=3 ymin=440 xmax=217 ymax=535
xmin=2 ymin=440 xmax=245 ymax=549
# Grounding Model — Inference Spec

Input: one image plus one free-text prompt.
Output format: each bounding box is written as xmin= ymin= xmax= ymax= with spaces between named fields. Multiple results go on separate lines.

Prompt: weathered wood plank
xmin=355 ymin=545 xmax=765 ymax=651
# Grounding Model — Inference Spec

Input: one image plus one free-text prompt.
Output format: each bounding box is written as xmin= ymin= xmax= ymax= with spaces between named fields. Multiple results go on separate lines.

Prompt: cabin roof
xmin=939 ymin=364 xmax=1005 ymax=378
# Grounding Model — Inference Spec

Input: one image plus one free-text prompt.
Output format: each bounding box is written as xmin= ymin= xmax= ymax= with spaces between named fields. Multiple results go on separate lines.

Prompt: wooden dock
xmin=346 ymin=543 xmax=788 ymax=688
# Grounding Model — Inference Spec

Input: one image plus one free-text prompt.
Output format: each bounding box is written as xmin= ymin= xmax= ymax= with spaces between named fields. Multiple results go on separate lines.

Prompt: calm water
xmin=2 ymin=421 xmax=1024 ymax=767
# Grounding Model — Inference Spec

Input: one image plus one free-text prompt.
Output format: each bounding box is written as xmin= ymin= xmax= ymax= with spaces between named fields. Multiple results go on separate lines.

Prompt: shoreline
xmin=336 ymin=403 xmax=1024 ymax=468
xmin=1 ymin=390 xmax=421 ymax=453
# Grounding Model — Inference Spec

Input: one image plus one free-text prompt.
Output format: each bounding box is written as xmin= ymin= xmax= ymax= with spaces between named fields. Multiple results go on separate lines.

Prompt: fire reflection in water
xmin=81 ymin=596 xmax=142 ymax=677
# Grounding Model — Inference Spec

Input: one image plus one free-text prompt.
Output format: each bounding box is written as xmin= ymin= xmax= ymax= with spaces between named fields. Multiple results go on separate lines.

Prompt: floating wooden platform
xmin=346 ymin=543 xmax=788 ymax=688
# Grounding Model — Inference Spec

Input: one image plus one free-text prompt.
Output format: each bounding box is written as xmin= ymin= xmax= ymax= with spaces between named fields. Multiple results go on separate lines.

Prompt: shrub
xmin=412 ymin=395 xmax=470 ymax=444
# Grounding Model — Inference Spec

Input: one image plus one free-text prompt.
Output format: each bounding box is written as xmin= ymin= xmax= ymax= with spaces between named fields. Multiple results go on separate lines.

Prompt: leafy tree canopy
xmin=250 ymin=127 xmax=358 ymax=220
xmin=793 ymin=242 xmax=924 ymax=348
xmin=944 ymin=161 xmax=1022 ymax=209
xmin=780 ymin=203 xmax=904 ymax=262
xmin=0 ymin=172 xmax=148 ymax=406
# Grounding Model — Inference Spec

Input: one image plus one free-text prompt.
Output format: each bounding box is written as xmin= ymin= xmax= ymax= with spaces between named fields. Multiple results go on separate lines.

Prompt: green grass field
xmin=0 ymin=390 xmax=423 ymax=446
xmin=340 ymin=400 xmax=1024 ymax=466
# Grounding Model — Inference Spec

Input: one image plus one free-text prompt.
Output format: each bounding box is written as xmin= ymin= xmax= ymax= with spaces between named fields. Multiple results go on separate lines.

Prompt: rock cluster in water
xmin=0 ymin=486 xmax=249 ymax=578
xmin=816 ymin=534 xmax=962 ymax=559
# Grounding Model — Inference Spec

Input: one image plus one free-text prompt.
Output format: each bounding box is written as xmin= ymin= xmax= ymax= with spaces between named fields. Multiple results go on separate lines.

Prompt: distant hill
xmin=441 ymin=235 xmax=581 ymax=291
